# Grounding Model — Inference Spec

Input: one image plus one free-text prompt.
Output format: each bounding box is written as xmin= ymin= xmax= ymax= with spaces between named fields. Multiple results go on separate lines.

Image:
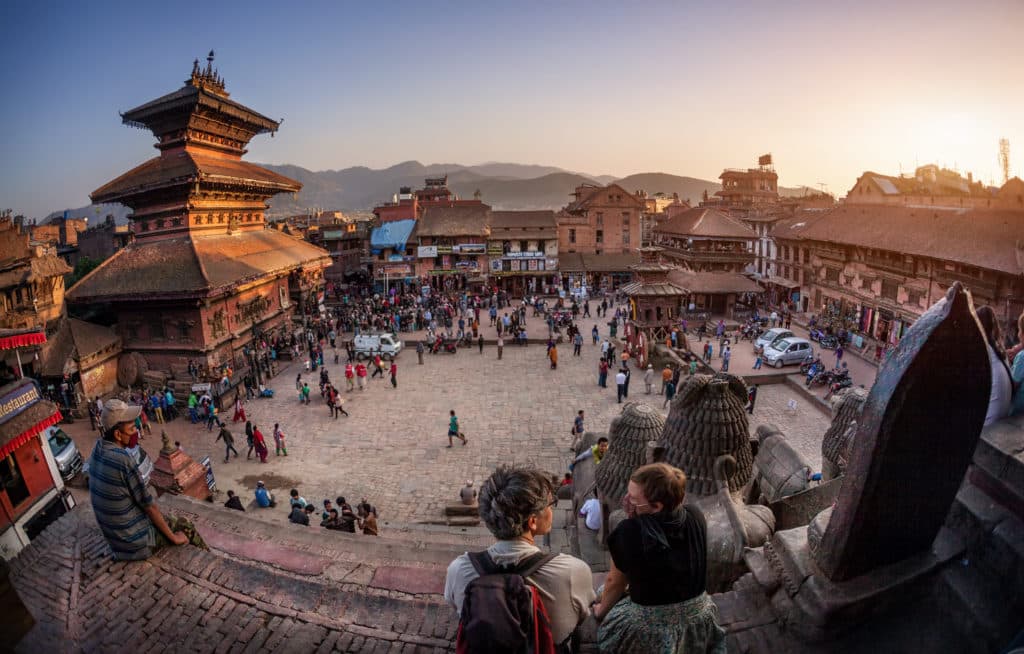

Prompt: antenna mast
xmin=998 ymin=138 xmax=1010 ymax=184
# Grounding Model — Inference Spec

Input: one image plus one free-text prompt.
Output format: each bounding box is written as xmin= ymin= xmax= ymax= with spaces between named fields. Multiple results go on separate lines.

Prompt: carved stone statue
xmin=660 ymin=373 xmax=753 ymax=496
xmin=821 ymin=386 xmax=868 ymax=481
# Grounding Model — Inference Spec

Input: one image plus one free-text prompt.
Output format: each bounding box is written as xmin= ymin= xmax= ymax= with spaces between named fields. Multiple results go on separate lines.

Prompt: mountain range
xmin=45 ymin=161 xmax=815 ymax=223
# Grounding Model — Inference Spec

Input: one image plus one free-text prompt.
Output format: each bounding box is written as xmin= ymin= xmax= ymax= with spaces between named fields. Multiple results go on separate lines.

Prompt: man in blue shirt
xmin=89 ymin=400 xmax=186 ymax=560
xmin=254 ymin=481 xmax=276 ymax=507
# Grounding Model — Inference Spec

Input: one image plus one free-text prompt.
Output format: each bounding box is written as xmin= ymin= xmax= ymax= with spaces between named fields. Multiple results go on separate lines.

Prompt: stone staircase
xmin=7 ymin=487 xmax=580 ymax=653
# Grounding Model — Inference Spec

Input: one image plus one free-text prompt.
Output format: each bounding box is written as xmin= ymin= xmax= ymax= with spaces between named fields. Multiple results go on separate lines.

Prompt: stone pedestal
xmin=150 ymin=432 xmax=212 ymax=501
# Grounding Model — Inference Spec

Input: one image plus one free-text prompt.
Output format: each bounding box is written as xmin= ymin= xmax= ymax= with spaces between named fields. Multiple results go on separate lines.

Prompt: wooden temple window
xmin=150 ymin=320 xmax=165 ymax=339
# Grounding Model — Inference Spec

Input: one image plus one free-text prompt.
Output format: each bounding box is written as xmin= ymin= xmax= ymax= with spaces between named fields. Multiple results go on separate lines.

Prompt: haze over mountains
xmin=45 ymin=161 xmax=816 ymax=223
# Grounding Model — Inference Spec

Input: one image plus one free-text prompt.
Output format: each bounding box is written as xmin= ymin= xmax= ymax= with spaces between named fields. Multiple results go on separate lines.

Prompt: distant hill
xmin=44 ymin=161 xmax=816 ymax=221
xmin=43 ymin=203 xmax=132 ymax=225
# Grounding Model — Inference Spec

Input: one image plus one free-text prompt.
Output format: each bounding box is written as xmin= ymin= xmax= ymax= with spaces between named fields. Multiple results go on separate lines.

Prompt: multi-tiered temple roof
xmin=69 ymin=54 xmax=328 ymax=303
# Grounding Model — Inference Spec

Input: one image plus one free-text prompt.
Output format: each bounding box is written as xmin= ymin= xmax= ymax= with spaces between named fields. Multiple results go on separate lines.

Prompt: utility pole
xmin=999 ymin=138 xmax=1010 ymax=185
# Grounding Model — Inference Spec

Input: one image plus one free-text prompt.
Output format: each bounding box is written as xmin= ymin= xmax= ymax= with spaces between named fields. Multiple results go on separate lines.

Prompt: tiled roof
xmin=91 ymin=151 xmax=301 ymax=204
xmin=667 ymin=270 xmax=764 ymax=294
xmin=558 ymin=253 xmax=640 ymax=273
xmin=37 ymin=319 xmax=121 ymax=377
xmin=564 ymin=183 xmax=644 ymax=213
xmin=655 ymin=207 xmax=757 ymax=240
xmin=417 ymin=205 xmax=490 ymax=237
xmin=781 ymin=206 xmax=1024 ymax=276
xmin=0 ymin=255 xmax=71 ymax=289
xmin=67 ymin=230 xmax=330 ymax=302
xmin=121 ymin=84 xmax=279 ymax=134
xmin=490 ymin=210 xmax=557 ymax=230
xmin=620 ymin=281 xmax=688 ymax=297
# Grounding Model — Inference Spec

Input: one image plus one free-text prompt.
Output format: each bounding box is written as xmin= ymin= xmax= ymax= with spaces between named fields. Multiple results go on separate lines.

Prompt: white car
xmin=764 ymin=337 xmax=814 ymax=368
xmin=755 ymin=328 xmax=794 ymax=352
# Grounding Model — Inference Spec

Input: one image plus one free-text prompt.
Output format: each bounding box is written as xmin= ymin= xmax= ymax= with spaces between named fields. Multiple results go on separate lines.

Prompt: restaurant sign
xmin=0 ymin=381 xmax=40 ymax=426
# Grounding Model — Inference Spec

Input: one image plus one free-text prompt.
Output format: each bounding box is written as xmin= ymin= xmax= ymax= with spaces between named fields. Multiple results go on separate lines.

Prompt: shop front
xmin=0 ymin=378 xmax=74 ymax=561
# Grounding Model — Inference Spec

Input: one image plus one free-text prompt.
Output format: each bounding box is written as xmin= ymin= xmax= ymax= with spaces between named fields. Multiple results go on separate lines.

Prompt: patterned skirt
xmin=597 ymin=592 xmax=726 ymax=654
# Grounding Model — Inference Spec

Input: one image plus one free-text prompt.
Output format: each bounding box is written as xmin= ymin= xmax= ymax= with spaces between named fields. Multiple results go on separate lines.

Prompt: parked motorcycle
xmin=825 ymin=372 xmax=853 ymax=400
xmin=799 ymin=355 xmax=822 ymax=375
xmin=819 ymin=334 xmax=839 ymax=350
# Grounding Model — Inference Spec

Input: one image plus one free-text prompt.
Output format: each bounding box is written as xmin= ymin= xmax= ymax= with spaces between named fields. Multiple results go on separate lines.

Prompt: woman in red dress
xmin=252 ymin=424 xmax=269 ymax=463
xmin=232 ymin=391 xmax=246 ymax=423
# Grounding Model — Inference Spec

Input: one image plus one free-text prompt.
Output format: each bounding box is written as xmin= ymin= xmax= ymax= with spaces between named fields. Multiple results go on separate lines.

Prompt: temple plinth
xmin=150 ymin=432 xmax=212 ymax=502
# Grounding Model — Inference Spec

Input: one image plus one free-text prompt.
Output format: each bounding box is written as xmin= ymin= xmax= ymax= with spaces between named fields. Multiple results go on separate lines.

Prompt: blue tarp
xmin=370 ymin=219 xmax=416 ymax=251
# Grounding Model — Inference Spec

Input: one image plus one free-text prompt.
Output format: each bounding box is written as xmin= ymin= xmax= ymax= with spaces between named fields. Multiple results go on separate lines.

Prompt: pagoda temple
xmin=67 ymin=54 xmax=330 ymax=373
xmin=618 ymin=246 xmax=688 ymax=364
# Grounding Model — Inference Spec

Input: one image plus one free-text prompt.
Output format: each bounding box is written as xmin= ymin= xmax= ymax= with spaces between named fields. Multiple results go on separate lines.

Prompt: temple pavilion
xmin=67 ymin=54 xmax=329 ymax=374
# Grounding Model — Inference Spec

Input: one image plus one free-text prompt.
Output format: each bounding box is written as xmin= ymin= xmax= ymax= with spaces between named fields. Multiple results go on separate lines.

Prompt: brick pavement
xmin=62 ymin=331 xmax=837 ymax=523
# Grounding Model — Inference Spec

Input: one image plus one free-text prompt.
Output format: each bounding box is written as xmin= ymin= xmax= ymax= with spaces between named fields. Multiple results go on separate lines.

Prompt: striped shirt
xmin=88 ymin=439 xmax=155 ymax=560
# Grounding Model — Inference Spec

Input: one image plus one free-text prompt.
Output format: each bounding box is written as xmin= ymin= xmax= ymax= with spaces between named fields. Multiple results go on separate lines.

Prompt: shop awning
xmin=0 ymin=328 xmax=46 ymax=350
xmin=759 ymin=275 xmax=801 ymax=289
xmin=0 ymin=379 xmax=62 ymax=459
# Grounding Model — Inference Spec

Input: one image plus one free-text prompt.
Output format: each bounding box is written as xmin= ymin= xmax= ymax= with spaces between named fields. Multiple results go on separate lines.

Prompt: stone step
xmin=10 ymin=507 xmax=459 ymax=653
xmin=946 ymin=478 xmax=1024 ymax=593
xmin=971 ymin=414 xmax=1024 ymax=510
xmin=936 ymin=562 xmax=1020 ymax=654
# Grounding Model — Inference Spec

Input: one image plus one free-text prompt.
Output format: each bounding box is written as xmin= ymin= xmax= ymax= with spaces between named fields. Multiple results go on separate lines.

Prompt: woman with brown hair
xmin=593 ymin=463 xmax=725 ymax=653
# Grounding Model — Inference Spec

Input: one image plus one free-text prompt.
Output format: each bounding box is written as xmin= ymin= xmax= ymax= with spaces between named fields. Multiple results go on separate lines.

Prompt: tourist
xmin=747 ymin=384 xmax=758 ymax=414
xmin=664 ymin=378 xmax=677 ymax=409
xmin=295 ymin=373 xmax=303 ymax=391
xmin=615 ymin=369 xmax=627 ymax=403
xmin=661 ymin=366 xmax=672 ymax=393
xmin=273 ymin=423 xmax=288 ymax=456
xmin=252 ymin=424 xmax=269 ymax=463
xmin=834 ymin=344 xmax=844 ymax=366
xmin=571 ymin=410 xmax=585 ymax=451
xmin=592 ymin=324 xmax=599 ymax=345
xmin=593 ymin=463 xmax=726 ymax=653
xmin=335 ymin=497 xmax=358 ymax=532
xmin=497 ymin=334 xmax=504 ymax=360
xmin=1010 ymin=310 xmax=1024 ymax=416
xmin=245 ymin=421 xmax=255 ymax=459
xmin=289 ymin=489 xmax=308 ymax=509
xmin=188 ymin=392 xmax=199 ymax=423
xmin=356 ymin=362 xmax=368 ymax=390
xmin=599 ymin=358 xmax=609 ymax=388
xmin=447 ymin=409 xmax=468 ymax=447
xmin=601 ymin=338 xmax=610 ymax=360
xmin=288 ymin=503 xmax=311 ymax=526
xmin=345 ymin=363 xmax=355 ymax=391
xmin=561 ymin=473 xmax=573 ymax=487
xmin=371 ymin=352 xmax=385 ymax=378
xmin=571 ymin=437 xmax=609 ymax=470
xmin=976 ymin=305 xmax=1013 ymax=426
xmin=300 ymin=382 xmax=311 ymax=405
xmin=573 ymin=331 xmax=583 ymax=356
xmin=460 ymin=481 xmax=477 ymax=506
xmin=321 ymin=508 xmax=344 ymax=530
xmin=444 ymin=465 xmax=595 ymax=649
xmin=549 ymin=343 xmax=558 ymax=369
xmin=89 ymin=400 xmax=189 ymax=559
xmin=721 ymin=346 xmax=731 ymax=372
xmin=215 ymin=425 xmax=238 ymax=463
xmin=358 ymin=502 xmax=379 ymax=535
xmin=478 ymin=333 xmax=485 ymax=354
xmin=150 ymin=391 xmax=164 ymax=424
xmin=621 ymin=365 xmax=631 ymax=398
xmin=254 ymin=481 xmax=275 ymax=508
xmin=416 ymin=340 xmax=425 ymax=364
xmin=644 ymin=364 xmax=654 ymax=394
xmin=579 ymin=492 xmax=602 ymax=531
xmin=390 ymin=361 xmax=398 ymax=388
xmin=689 ymin=359 xmax=698 ymax=376
xmin=753 ymin=351 xmax=763 ymax=369
xmin=224 ymin=490 xmax=245 ymax=512
xmin=232 ymin=391 xmax=246 ymax=423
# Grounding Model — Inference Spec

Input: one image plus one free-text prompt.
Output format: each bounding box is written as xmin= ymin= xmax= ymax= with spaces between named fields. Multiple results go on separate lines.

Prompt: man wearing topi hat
xmin=89 ymin=399 xmax=188 ymax=560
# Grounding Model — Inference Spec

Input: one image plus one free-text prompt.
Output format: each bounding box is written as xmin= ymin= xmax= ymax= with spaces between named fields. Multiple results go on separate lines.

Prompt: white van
xmin=353 ymin=333 xmax=403 ymax=360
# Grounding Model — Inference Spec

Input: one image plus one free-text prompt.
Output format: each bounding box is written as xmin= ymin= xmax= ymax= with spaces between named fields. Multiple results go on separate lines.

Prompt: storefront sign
xmin=378 ymin=264 xmax=412 ymax=277
xmin=435 ymin=245 xmax=453 ymax=255
xmin=417 ymin=246 xmax=438 ymax=258
xmin=487 ymin=243 xmax=504 ymax=255
xmin=504 ymin=251 xmax=545 ymax=259
xmin=0 ymin=382 xmax=40 ymax=426
xmin=388 ymin=254 xmax=413 ymax=262
xmin=191 ymin=383 xmax=211 ymax=393
xmin=455 ymin=261 xmax=480 ymax=270
xmin=490 ymin=259 xmax=503 ymax=272
xmin=453 ymin=243 xmax=486 ymax=255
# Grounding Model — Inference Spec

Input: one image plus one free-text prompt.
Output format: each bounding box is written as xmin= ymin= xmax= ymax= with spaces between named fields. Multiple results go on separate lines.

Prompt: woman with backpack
xmin=592 ymin=463 xmax=725 ymax=653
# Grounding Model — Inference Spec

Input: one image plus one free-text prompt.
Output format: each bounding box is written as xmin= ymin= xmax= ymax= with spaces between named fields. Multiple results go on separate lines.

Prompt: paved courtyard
xmin=64 ymin=336 xmax=832 ymax=524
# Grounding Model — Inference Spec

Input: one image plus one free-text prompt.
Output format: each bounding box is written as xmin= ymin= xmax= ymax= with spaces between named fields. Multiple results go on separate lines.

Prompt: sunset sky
xmin=1 ymin=0 xmax=1022 ymax=217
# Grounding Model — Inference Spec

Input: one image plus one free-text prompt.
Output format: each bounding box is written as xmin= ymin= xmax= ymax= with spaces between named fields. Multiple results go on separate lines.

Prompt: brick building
xmin=715 ymin=155 xmax=779 ymax=208
xmin=66 ymin=55 xmax=330 ymax=374
xmin=487 ymin=211 xmax=559 ymax=295
xmin=771 ymin=187 xmax=1024 ymax=357
xmin=0 ymin=215 xmax=71 ymax=333
xmin=414 ymin=205 xmax=491 ymax=291
xmin=557 ymin=183 xmax=644 ymax=255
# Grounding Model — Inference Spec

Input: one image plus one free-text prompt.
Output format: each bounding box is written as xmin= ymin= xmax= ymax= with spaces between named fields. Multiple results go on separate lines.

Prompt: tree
xmin=66 ymin=255 xmax=103 ymax=287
